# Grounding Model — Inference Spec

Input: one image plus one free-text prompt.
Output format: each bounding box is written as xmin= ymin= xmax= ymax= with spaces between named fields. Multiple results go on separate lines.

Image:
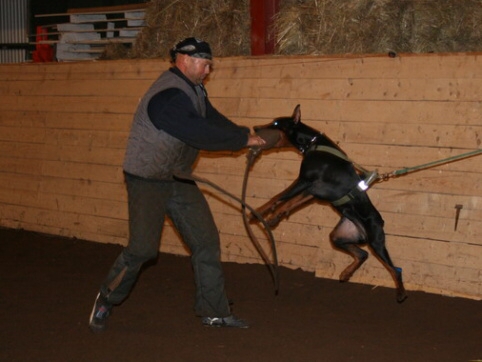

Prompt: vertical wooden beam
xmin=250 ymin=0 xmax=279 ymax=55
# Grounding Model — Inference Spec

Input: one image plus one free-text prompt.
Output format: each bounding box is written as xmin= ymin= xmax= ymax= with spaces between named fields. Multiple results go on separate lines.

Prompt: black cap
xmin=170 ymin=37 xmax=212 ymax=61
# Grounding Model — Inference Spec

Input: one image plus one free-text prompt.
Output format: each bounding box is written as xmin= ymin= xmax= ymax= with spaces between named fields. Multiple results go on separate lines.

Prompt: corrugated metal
xmin=0 ymin=0 xmax=29 ymax=63
xmin=0 ymin=48 xmax=26 ymax=63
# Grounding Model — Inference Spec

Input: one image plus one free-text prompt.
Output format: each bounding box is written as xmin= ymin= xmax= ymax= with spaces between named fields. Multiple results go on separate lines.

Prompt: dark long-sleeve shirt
xmin=147 ymin=68 xmax=249 ymax=151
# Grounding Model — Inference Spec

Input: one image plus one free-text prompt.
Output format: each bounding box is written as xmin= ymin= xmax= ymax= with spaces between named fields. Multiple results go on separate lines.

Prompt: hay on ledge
xmin=273 ymin=0 xmax=482 ymax=55
xmin=100 ymin=0 xmax=482 ymax=59
xmin=130 ymin=0 xmax=250 ymax=59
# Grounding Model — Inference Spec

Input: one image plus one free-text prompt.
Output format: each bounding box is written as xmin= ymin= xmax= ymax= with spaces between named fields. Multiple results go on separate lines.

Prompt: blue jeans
xmin=99 ymin=173 xmax=231 ymax=318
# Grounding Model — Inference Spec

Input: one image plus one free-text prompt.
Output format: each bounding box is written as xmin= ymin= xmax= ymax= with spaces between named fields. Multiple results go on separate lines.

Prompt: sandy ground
xmin=1 ymin=227 xmax=481 ymax=362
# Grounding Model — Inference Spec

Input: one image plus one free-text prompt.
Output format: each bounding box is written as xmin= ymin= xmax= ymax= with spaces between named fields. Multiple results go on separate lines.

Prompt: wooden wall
xmin=0 ymin=53 xmax=481 ymax=300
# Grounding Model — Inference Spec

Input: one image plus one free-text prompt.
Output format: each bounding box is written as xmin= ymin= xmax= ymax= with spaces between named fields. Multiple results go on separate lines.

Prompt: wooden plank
xmin=0 ymin=125 xmax=46 ymax=143
xmin=0 ymin=173 xmax=42 ymax=193
xmin=0 ymin=78 xmax=152 ymax=97
xmin=65 ymin=37 xmax=137 ymax=44
xmin=33 ymin=27 xmax=144 ymax=36
xmin=313 ymin=121 xmax=482 ymax=150
xmin=211 ymin=53 xmax=482 ymax=80
xmin=70 ymin=48 xmax=106 ymax=54
xmin=67 ymin=16 xmax=144 ymax=23
xmin=208 ymin=77 xmax=482 ymax=102
xmin=0 ymin=142 xmax=44 ymax=162
xmin=40 ymin=177 xmax=126 ymax=203
xmin=0 ymin=205 xmax=129 ymax=240
xmin=0 ymin=214 xmax=128 ymax=246
xmin=0 ymin=110 xmax=47 ymax=126
xmin=0 ymin=68 xmax=161 ymax=81
xmin=35 ymin=3 xmax=148 ymax=17
xmin=0 ymin=187 xmax=39 ymax=207
xmin=41 ymin=144 xmax=125 ymax=165
xmin=210 ymin=97 xmax=482 ymax=126
xmin=0 ymin=60 xmax=165 ymax=81
xmin=36 ymin=193 xmax=127 ymax=220
xmin=371 ymin=189 xmax=482 ymax=221
xmin=0 ymin=110 xmax=132 ymax=132
xmin=47 ymin=112 xmax=132 ymax=131
xmin=383 ymin=212 xmax=480 ymax=245
xmin=41 ymin=160 xmax=123 ymax=183
xmin=0 ymin=95 xmax=139 ymax=114
xmin=43 ymin=129 xmax=128 ymax=149
xmin=0 ymin=156 xmax=43 ymax=175
xmin=68 ymin=3 xmax=147 ymax=15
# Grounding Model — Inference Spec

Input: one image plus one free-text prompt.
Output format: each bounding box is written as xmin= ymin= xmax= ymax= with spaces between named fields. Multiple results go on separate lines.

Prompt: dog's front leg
xmin=265 ymin=193 xmax=314 ymax=226
xmin=251 ymin=192 xmax=314 ymax=227
xmin=251 ymin=196 xmax=285 ymax=220
xmin=251 ymin=178 xmax=312 ymax=224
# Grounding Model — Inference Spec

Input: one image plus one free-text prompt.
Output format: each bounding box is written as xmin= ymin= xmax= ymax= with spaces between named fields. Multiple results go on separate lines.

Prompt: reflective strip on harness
xmin=357 ymin=180 xmax=369 ymax=191
xmin=331 ymin=180 xmax=372 ymax=206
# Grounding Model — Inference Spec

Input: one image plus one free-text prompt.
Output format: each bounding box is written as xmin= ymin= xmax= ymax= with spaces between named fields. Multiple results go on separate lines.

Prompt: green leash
xmin=380 ymin=148 xmax=482 ymax=180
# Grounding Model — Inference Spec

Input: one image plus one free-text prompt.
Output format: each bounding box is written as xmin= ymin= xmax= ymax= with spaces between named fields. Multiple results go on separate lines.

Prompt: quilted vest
xmin=123 ymin=70 xmax=205 ymax=180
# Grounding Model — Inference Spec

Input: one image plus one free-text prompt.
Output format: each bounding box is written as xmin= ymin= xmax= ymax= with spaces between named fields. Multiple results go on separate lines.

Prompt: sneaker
xmin=202 ymin=315 xmax=249 ymax=328
xmin=89 ymin=293 xmax=112 ymax=333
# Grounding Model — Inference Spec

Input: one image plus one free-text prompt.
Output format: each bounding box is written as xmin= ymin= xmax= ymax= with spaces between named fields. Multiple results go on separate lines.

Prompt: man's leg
xmin=90 ymin=175 xmax=169 ymax=331
xmin=167 ymin=180 xmax=231 ymax=318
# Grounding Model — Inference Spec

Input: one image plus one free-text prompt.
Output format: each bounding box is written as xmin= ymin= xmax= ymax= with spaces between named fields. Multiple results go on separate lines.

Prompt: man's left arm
xmin=205 ymin=99 xmax=250 ymax=133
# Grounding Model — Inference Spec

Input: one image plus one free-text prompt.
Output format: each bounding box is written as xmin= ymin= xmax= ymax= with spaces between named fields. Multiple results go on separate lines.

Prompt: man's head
xmin=170 ymin=37 xmax=212 ymax=62
xmin=170 ymin=37 xmax=213 ymax=85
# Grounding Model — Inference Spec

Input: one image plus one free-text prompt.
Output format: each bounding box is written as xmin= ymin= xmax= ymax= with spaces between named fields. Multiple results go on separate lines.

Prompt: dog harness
xmin=308 ymin=143 xmax=379 ymax=207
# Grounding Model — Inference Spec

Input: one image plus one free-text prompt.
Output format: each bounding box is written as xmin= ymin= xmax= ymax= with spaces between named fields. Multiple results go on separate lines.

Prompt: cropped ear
xmin=292 ymin=104 xmax=301 ymax=124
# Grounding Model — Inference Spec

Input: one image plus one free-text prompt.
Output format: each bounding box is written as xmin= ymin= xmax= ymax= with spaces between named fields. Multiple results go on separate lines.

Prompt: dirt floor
xmin=1 ymin=227 xmax=481 ymax=362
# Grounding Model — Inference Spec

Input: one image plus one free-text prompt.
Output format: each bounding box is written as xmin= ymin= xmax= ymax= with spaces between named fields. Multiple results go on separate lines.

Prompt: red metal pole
xmin=250 ymin=0 xmax=279 ymax=55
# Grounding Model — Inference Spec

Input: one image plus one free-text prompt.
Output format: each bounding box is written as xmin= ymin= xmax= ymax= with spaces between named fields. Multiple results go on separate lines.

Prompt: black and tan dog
xmin=252 ymin=105 xmax=407 ymax=303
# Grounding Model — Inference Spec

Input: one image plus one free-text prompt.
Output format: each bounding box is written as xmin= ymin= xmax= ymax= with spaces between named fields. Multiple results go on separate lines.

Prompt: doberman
xmin=252 ymin=105 xmax=407 ymax=303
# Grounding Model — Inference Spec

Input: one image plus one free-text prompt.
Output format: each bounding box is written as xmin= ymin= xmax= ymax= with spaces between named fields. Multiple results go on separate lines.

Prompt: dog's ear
xmin=292 ymin=104 xmax=301 ymax=124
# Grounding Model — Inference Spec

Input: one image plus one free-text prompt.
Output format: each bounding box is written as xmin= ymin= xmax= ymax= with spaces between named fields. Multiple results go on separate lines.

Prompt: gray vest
xmin=123 ymin=70 xmax=206 ymax=180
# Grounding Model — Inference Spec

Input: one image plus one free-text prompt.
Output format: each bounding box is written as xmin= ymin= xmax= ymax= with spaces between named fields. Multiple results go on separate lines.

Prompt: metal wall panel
xmin=0 ymin=0 xmax=29 ymax=63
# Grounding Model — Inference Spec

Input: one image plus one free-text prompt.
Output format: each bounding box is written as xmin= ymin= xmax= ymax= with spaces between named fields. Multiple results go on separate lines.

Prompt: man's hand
xmin=247 ymin=135 xmax=267 ymax=147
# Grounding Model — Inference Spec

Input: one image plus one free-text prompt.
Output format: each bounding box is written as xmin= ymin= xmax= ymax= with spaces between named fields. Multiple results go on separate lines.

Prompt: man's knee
xmin=124 ymin=246 xmax=158 ymax=265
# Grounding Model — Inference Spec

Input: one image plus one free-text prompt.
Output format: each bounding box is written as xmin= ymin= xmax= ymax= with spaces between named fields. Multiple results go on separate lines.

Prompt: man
xmin=89 ymin=37 xmax=266 ymax=332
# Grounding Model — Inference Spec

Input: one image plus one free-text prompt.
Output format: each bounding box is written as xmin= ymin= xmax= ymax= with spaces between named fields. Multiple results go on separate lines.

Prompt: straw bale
xmin=99 ymin=43 xmax=130 ymax=60
xmin=129 ymin=0 xmax=250 ymax=59
xmin=274 ymin=0 xmax=482 ymax=55
xmin=100 ymin=0 xmax=482 ymax=59
xmin=403 ymin=0 xmax=482 ymax=53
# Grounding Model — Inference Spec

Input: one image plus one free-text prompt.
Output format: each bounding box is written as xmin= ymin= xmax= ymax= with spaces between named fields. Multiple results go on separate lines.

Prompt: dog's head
xmin=254 ymin=105 xmax=317 ymax=153
xmin=253 ymin=104 xmax=301 ymax=150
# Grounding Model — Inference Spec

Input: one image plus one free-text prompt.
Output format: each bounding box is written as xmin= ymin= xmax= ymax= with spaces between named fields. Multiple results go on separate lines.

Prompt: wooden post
xmin=250 ymin=0 xmax=279 ymax=55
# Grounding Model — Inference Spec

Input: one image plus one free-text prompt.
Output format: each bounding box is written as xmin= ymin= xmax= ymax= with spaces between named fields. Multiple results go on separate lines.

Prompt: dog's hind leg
xmin=365 ymin=221 xmax=408 ymax=303
xmin=330 ymin=217 xmax=369 ymax=282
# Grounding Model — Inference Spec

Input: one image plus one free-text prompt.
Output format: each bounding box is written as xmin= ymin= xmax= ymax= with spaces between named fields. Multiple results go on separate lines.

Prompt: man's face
xmin=182 ymin=55 xmax=213 ymax=84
